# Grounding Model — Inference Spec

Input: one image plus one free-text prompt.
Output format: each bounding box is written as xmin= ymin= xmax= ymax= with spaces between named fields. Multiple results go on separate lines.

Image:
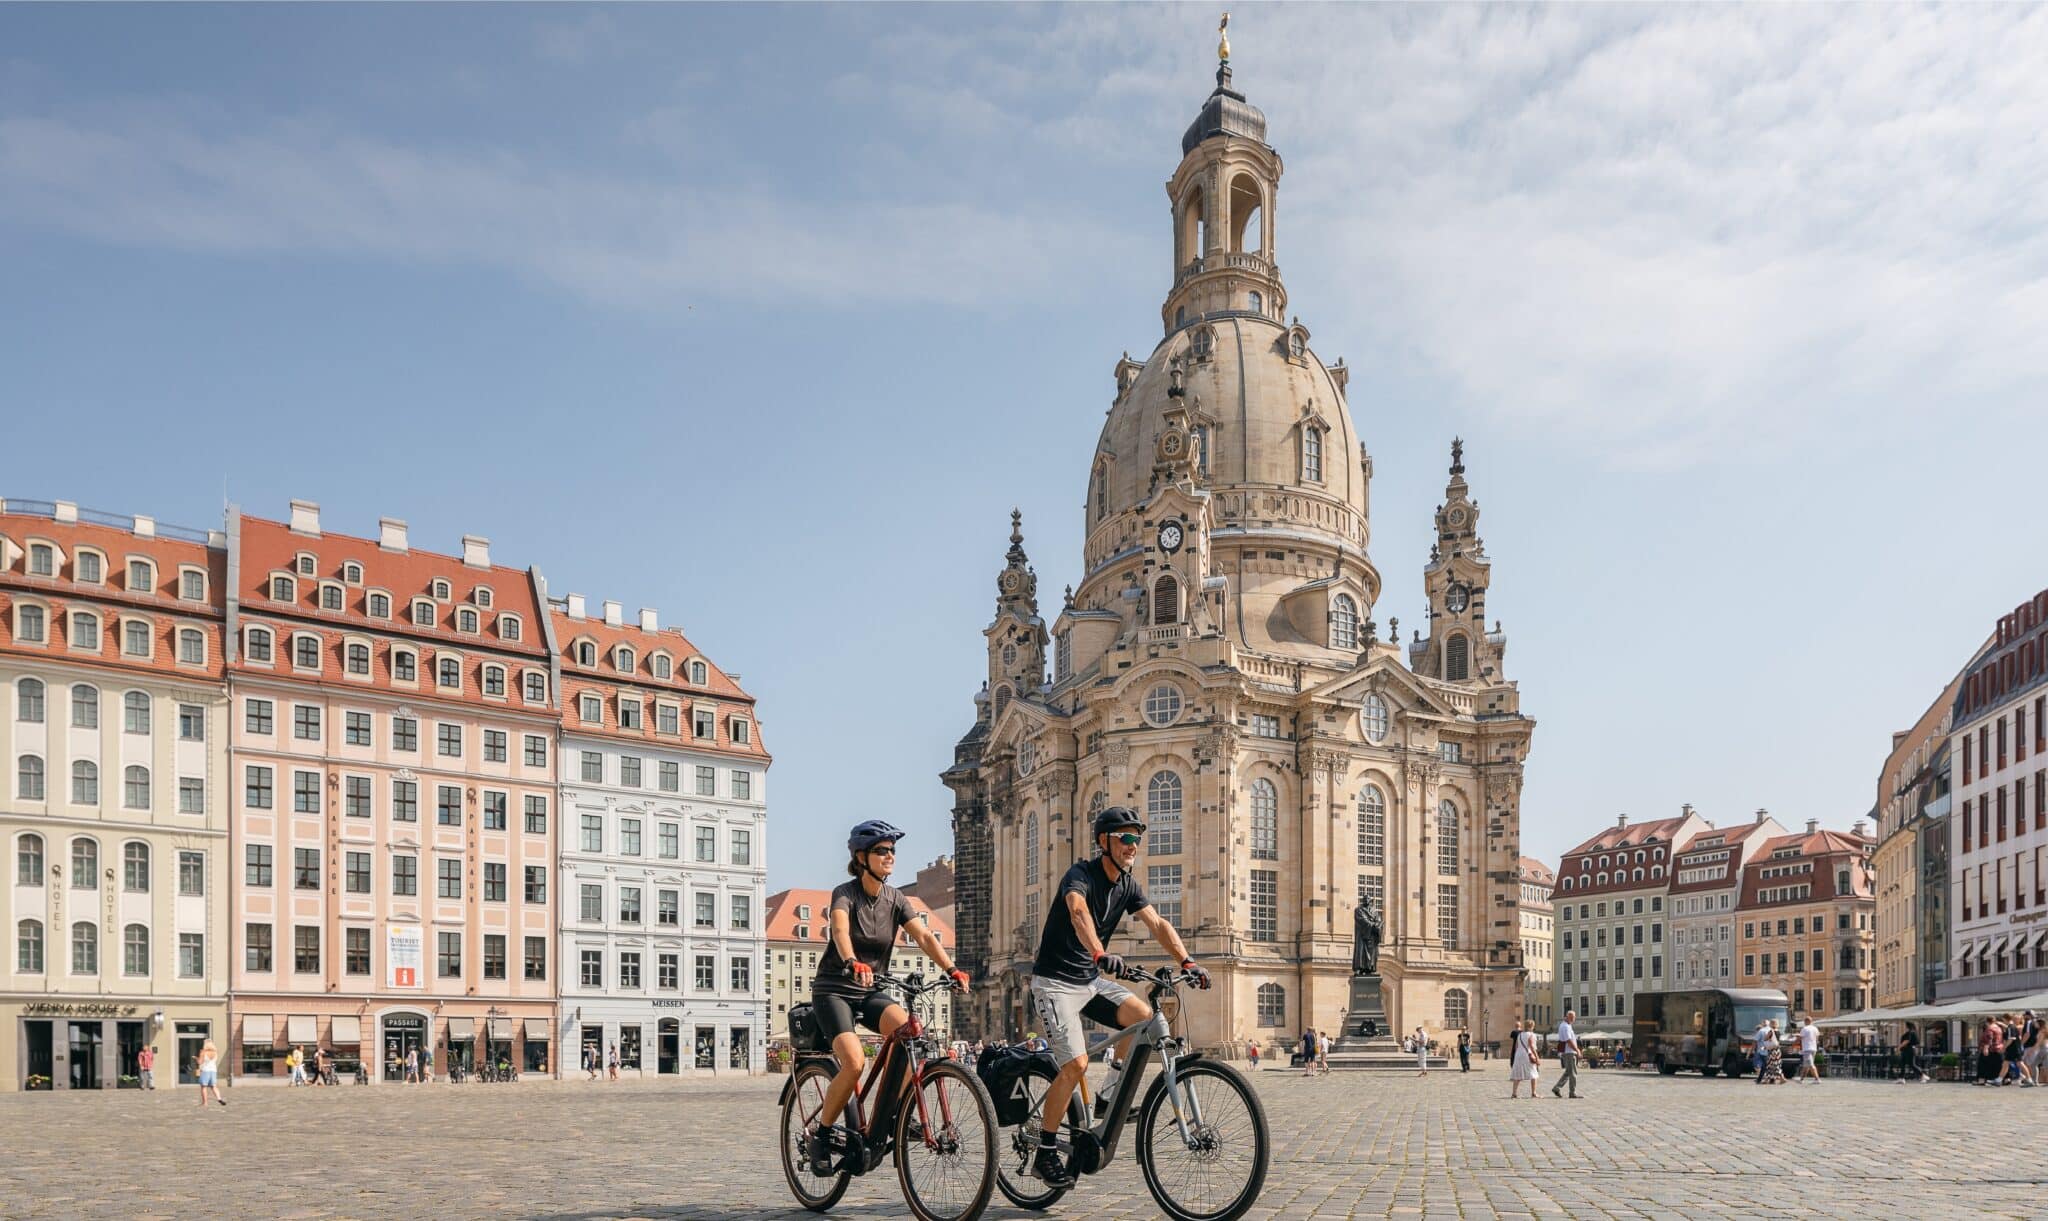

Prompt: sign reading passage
xmin=387 ymin=925 xmax=424 ymax=988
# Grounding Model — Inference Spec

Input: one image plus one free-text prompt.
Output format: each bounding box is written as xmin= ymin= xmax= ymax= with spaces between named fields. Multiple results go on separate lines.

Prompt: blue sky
xmin=4 ymin=4 xmax=2044 ymax=890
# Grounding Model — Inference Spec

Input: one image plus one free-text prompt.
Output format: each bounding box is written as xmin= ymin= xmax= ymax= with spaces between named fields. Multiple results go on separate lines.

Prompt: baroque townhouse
xmin=1552 ymin=808 xmax=1710 ymax=1034
xmin=1 ymin=499 xmax=230 ymax=1092
xmin=553 ymin=595 xmax=770 ymax=1076
xmin=227 ymin=504 xmax=560 ymax=1082
xmin=1666 ymin=814 xmax=1785 ymax=992
xmin=1944 ymin=587 xmax=2048 ymax=1001
xmin=1733 ymin=822 xmax=1875 ymax=1018
xmin=1873 ymin=659 xmax=1973 ymax=1011
xmin=766 ymin=889 xmax=954 ymax=1047
xmin=1516 ymin=857 xmax=1554 ymax=1028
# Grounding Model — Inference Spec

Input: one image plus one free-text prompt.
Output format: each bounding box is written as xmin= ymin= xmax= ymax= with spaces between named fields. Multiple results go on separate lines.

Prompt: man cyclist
xmin=1027 ymin=805 xmax=1209 ymax=1187
xmin=806 ymin=820 xmax=969 ymax=1176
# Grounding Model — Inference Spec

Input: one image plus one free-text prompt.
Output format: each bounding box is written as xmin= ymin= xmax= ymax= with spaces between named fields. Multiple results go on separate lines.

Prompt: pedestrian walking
xmin=2000 ymin=1015 xmax=2024 ymax=1085
xmin=195 ymin=1040 xmax=226 ymax=1108
xmin=1507 ymin=1019 xmax=1538 ymax=1098
xmin=1317 ymin=1029 xmax=1332 ymax=1075
xmin=1896 ymin=1025 xmax=1928 ymax=1082
xmin=608 ymin=1042 xmax=620 ymax=1082
xmin=404 ymin=1046 xmax=419 ymax=1084
xmin=137 ymin=1044 xmax=155 ymax=1091
xmin=1457 ymin=1028 xmax=1471 ymax=1073
xmin=1414 ymin=1025 xmax=1429 ymax=1076
xmin=1759 ymin=1030 xmax=1787 ymax=1085
xmin=1977 ymin=1019 xmax=2003 ymax=1085
xmin=421 ymin=1046 xmax=434 ymax=1085
xmin=585 ymin=1044 xmax=599 ymax=1081
xmin=1753 ymin=1017 xmax=1775 ymax=1083
xmin=1301 ymin=1028 xmax=1317 ymax=1078
xmin=2020 ymin=1011 xmax=2041 ymax=1086
xmin=1552 ymin=1010 xmax=1581 ymax=1098
xmin=1797 ymin=1017 xmax=1822 ymax=1083
xmin=1247 ymin=1039 xmax=1260 ymax=1071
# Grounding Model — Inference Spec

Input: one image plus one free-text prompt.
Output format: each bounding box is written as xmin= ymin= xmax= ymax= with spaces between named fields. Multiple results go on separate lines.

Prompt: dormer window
xmin=27 ymin=544 xmax=54 ymax=576
xmin=179 ymin=569 xmax=205 ymax=601
xmin=499 ymin=615 xmax=522 ymax=641
xmin=688 ymin=660 xmax=708 ymax=685
xmin=270 ymin=575 xmax=295 ymax=602
xmin=579 ymin=695 xmax=602 ymax=724
xmin=295 ymin=554 xmax=315 ymax=577
xmin=437 ymin=657 xmax=460 ymax=688
xmin=393 ymin=649 xmax=417 ymax=682
xmin=1190 ymin=325 xmax=1215 ymax=361
xmin=483 ymin=665 xmax=505 ymax=697
xmin=431 ymin=579 xmax=451 ymax=600
xmin=457 ymin=608 xmax=479 ymax=634
xmin=345 ymin=642 xmax=370 ymax=675
xmin=731 ymin=718 xmax=751 ymax=746
xmin=76 ymin=552 xmax=103 ymax=583
xmin=122 ymin=619 xmax=151 ymax=657
xmin=615 ymin=646 xmax=635 ymax=673
xmin=576 ymin=641 xmax=596 ymax=666
xmin=474 ymin=586 xmax=492 ymax=609
xmin=319 ymin=583 xmax=343 ymax=612
xmin=367 ymin=592 xmax=390 ymax=619
xmin=1330 ymin=594 xmax=1359 ymax=651
xmin=652 ymin=655 xmax=672 ymax=680
xmin=292 ymin=634 xmax=320 ymax=670
xmin=245 ymin=627 xmax=272 ymax=663
xmin=411 ymin=600 xmax=435 ymax=628
xmin=523 ymin=672 xmax=546 ymax=703
xmin=1302 ymin=425 xmax=1323 ymax=483
xmin=342 ymin=562 xmax=363 ymax=584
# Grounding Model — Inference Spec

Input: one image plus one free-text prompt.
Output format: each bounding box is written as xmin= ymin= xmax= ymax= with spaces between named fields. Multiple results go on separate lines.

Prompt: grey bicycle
xmin=992 ymin=965 xmax=1270 ymax=1221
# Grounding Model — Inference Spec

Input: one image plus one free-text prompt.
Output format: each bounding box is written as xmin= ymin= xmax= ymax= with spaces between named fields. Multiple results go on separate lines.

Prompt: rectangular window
xmin=580 ymin=950 xmax=603 ymax=987
xmin=244 ymin=844 xmax=273 ymax=887
xmin=621 ymin=818 xmax=642 ymax=856
xmin=293 ymin=847 xmax=320 ymax=890
xmin=620 ymin=701 xmax=642 ymax=731
xmin=293 ymin=704 xmax=321 ymax=741
xmin=524 ymin=936 xmax=546 ymax=981
xmin=392 ymin=855 xmax=417 ymax=896
xmin=483 ymin=862 xmax=506 ymax=901
xmin=344 ymin=776 xmax=371 ymax=818
xmin=245 ymin=765 xmax=274 ymax=810
xmin=392 ymin=779 xmax=418 ymax=822
xmin=178 ymin=704 xmax=205 ymax=741
xmin=344 ymin=711 xmax=371 ymax=745
xmin=696 ymin=765 xmax=716 ymax=796
xmin=437 ymin=858 xmax=462 ymax=899
xmin=658 ymin=952 xmax=679 ymax=989
xmin=693 ymin=709 xmax=715 ymax=739
xmin=694 ymin=892 xmax=715 ymax=928
xmin=732 ymin=828 xmax=753 ymax=866
xmin=483 ymin=934 xmax=506 ymax=980
xmin=178 ymin=851 xmax=205 ymax=896
xmin=620 ymin=951 xmax=642 ymax=988
xmin=658 ymin=705 xmax=679 ymax=735
xmin=694 ymin=955 xmax=715 ymax=991
xmin=345 ymin=851 xmax=370 ymax=894
xmin=659 ymin=822 xmax=679 ymax=859
xmin=1249 ymin=869 xmax=1278 ymax=942
xmin=437 ymin=723 xmax=462 ymax=758
xmin=580 ymin=815 xmax=603 ymax=853
xmin=178 ymin=932 xmax=204 ymax=978
xmin=437 ymin=931 xmax=462 ymax=978
xmin=523 ymin=866 xmax=547 ymax=904
xmin=523 ymin=795 xmax=547 ymax=834
xmin=392 ymin=717 xmax=418 ymax=752
xmin=731 ymin=956 xmax=751 ymax=992
xmin=523 ymin=735 xmax=548 ymax=767
xmin=482 ymin=791 xmax=507 ymax=830
xmin=1147 ymin=864 xmax=1183 ymax=925
xmin=436 ymin=785 xmax=462 ymax=826
xmin=484 ymin=730 xmax=507 ymax=763
xmin=1251 ymin=714 xmax=1281 ymax=738
xmin=1438 ymin=883 xmax=1459 ymax=944
xmin=695 ymin=825 xmax=716 ymax=863
xmin=245 ymin=923 xmax=272 ymax=972
xmin=730 ymin=894 xmax=752 ymax=931
xmin=179 ymin=777 xmax=205 ymax=814
xmin=733 ymin=771 xmax=752 ymax=801
xmin=658 ymin=889 xmax=679 ymax=927
xmin=580 ymin=751 xmax=603 ymax=783
xmin=621 ymin=756 xmax=642 ymax=788
xmin=659 ymin=761 xmax=680 ymax=792
xmin=580 ymin=884 xmax=603 ymax=922
xmin=293 ymin=770 xmax=320 ymax=814
xmin=294 ymin=925 xmax=320 ymax=974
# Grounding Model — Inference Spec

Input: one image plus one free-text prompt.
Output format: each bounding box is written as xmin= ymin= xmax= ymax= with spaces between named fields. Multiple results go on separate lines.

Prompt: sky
xmin=3 ymin=4 xmax=2044 ymax=891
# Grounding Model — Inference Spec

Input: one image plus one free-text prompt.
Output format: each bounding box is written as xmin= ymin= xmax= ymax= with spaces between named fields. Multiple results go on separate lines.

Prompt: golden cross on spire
xmin=1218 ymin=12 xmax=1231 ymax=61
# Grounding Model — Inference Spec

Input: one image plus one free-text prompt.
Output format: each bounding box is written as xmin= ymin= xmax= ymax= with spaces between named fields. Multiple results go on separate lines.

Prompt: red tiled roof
xmin=1666 ymin=821 xmax=1780 ymax=895
xmin=766 ymin=887 xmax=953 ymax=952
xmin=1737 ymin=829 xmax=1875 ymax=909
xmin=1556 ymin=813 xmax=1699 ymax=898
xmin=1 ymin=507 xmax=226 ymax=681
xmin=553 ymin=608 xmax=769 ymax=761
xmin=1517 ymin=857 xmax=1554 ymax=885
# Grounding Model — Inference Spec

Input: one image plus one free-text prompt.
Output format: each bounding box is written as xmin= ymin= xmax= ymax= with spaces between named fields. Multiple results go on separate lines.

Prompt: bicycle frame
xmin=1064 ymin=972 xmax=1210 ymax=1172
xmin=786 ymin=976 xmax=960 ymax=1171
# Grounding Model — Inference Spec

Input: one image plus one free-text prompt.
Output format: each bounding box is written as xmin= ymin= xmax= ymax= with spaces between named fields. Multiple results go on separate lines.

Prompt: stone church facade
xmin=943 ymin=53 xmax=1535 ymax=1052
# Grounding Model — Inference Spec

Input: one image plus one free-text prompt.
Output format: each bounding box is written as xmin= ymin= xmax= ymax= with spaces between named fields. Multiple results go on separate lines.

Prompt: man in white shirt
xmin=1797 ymin=1017 xmax=1821 ymax=1083
xmin=1753 ymin=1019 xmax=1774 ymax=1082
xmin=1551 ymin=1011 xmax=1581 ymax=1099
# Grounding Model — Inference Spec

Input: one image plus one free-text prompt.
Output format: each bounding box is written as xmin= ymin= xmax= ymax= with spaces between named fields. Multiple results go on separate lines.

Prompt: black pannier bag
xmin=976 ymin=1045 xmax=1057 ymax=1127
xmin=788 ymin=1003 xmax=825 ymax=1054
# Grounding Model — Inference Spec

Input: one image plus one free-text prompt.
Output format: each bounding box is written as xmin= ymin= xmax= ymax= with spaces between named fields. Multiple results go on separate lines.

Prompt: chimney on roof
xmin=565 ymin=594 xmax=586 ymax=620
xmin=1755 ymin=808 xmax=1768 ymax=824
xmin=602 ymin=600 xmax=623 ymax=627
xmin=638 ymin=608 xmax=658 ymax=632
xmin=131 ymin=515 xmax=155 ymax=538
xmin=53 ymin=501 xmax=78 ymax=523
xmin=379 ymin=517 xmax=409 ymax=553
xmin=1616 ymin=814 xmax=1629 ymax=829
xmin=461 ymin=535 xmax=490 ymax=569
xmin=1681 ymin=803 xmax=1694 ymax=819
xmin=1805 ymin=819 xmax=1818 ymax=835
xmin=1852 ymin=819 xmax=1867 ymax=839
xmin=288 ymin=499 xmax=321 ymax=536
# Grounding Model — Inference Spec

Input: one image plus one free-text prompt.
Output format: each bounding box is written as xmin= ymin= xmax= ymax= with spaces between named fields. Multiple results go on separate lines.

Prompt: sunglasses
xmin=1109 ymin=833 xmax=1142 ymax=846
xmin=867 ymin=845 xmax=897 ymax=857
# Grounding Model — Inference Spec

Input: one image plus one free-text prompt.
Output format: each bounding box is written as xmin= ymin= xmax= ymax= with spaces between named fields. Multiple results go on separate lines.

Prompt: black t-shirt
xmin=814 ymin=879 xmax=918 ymax=994
xmin=1031 ymin=857 xmax=1150 ymax=985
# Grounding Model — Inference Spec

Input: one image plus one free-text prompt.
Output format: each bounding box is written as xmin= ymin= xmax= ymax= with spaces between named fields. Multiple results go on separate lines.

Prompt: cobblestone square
xmin=0 ymin=1066 xmax=2038 ymax=1219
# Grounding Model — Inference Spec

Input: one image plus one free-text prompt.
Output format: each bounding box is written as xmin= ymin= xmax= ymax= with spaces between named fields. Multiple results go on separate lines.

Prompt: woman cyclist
xmin=806 ymin=820 xmax=969 ymax=1175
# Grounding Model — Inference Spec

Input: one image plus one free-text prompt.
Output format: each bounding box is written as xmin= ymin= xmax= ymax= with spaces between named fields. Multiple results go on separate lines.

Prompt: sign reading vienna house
xmin=23 ymin=1003 xmax=140 ymax=1017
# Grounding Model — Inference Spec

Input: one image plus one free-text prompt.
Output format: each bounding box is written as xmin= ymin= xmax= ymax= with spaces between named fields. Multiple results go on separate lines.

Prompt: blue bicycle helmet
xmin=848 ymin=820 xmax=907 ymax=855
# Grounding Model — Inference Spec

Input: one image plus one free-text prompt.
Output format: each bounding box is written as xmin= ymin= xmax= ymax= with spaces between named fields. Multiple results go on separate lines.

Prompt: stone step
xmin=1323 ymin=1054 xmax=1453 ymax=1072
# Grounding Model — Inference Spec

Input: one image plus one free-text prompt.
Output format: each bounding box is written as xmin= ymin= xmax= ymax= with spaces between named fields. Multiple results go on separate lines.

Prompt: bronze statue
xmin=1353 ymin=898 xmax=1383 ymax=976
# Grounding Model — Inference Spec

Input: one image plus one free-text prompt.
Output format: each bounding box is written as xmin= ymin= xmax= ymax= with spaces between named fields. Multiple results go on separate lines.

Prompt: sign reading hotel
xmin=387 ymin=926 xmax=424 ymax=988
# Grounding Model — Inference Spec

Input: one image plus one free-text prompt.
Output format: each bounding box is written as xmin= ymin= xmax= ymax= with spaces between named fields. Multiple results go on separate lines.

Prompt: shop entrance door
xmin=658 ymin=1019 xmax=680 ymax=1074
xmin=580 ymin=1025 xmax=603 ymax=1075
xmin=23 ymin=1021 xmax=53 ymax=1088
xmin=176 ymin=1023 xmax=209 ymax=1086
xmin=116 ymin=1021 xmax=146 ymax=1084
xmin=694 ymin=1026 xmax=715 ymax=1070
xmin=382 ymin=1015 xmax=426 ymax=1082
xmin=67 ymin=1022 xmax=102 ymax=1090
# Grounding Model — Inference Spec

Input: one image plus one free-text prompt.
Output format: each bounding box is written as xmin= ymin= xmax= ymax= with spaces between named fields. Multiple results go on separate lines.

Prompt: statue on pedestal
xmin=1352 ymin=898 xmax=1383 ymax=976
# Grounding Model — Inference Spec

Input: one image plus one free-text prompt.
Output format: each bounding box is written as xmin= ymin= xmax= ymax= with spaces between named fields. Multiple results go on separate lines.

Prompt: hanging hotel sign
xmin=22 ymin=1003 xmax=137 ymax=1017
xmin=387 ymin=926 xmax=424 ymax=988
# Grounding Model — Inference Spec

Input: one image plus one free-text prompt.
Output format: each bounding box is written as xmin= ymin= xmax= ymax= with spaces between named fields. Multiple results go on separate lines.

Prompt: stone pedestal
xmin=1329 ymin=974 xmax=1448 ymax=1071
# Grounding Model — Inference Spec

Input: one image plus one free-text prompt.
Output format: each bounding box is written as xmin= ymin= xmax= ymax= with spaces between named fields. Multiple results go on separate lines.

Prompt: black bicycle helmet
xmin=848 ymin=819 xmax=907 ymax=855
xmin=1091 ymin=805 xmax=1146 ymax=839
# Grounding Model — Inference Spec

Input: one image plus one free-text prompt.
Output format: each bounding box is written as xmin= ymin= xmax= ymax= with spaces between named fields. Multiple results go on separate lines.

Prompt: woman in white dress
xmin=1509 ymin=1018 xmax=1541 ymax=1099
xmin=1414 ymin=1025 xmax=1429 ymax=1076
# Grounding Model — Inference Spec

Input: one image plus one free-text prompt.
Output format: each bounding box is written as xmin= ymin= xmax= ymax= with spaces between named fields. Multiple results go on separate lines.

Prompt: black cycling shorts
xmin=812 ymin=986 xmax=898 ymax=1043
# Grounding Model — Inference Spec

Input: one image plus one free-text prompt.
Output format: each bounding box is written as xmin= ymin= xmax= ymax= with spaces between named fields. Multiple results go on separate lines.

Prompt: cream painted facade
xmin=1517 ymin=858 xmax=1554 ymax=1029
xmin=944 ymin=57 xmax=1534 ymax=1052
xmin=1873 ymin=663 xmax=1968 ymax=1011
xmin=764 ymin=889 xmax=955 ymax=1047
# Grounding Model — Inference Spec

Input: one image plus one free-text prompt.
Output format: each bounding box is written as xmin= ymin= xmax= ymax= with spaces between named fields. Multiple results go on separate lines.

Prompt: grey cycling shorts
xmin=1032 ymin=975 xmax=1135 ymax=1066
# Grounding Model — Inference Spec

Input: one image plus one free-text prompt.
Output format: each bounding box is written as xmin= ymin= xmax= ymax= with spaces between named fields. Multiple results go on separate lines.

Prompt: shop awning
xmin=490 ymin=1017 xmax=514 ymax=1039
xmin=1816 ymin=1007 xmax=1905 ymax=1028
xmin=447 ymin=1017 xmax=476 ymax=1040
xmin=330 ymin=1015 xmax=361 ymax=1045
xmin=287 ymin=1015 xmax=317 ymax=1044
xmin=525 ymin=1018 xmax=551 ymax=1040
xmin=242 ymin=1015 xmax=273 ymax=1045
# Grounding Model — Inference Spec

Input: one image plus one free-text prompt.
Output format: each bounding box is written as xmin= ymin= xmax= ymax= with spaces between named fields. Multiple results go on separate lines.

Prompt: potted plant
xmin=766 ymin=1045 xmax=793 ymax=1074
xmin=24 ymin=1074 xmax=50 ymax=1091
xmin=117 ymin=1073 xmax=141 ymax=1090
xmin=1936 ymin=1052 xmax=1961 ymax=1082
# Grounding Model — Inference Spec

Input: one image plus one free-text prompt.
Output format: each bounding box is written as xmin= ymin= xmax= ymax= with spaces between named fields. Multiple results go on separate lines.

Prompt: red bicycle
xmin=778 ymin=973 xmax=997 ymax=1221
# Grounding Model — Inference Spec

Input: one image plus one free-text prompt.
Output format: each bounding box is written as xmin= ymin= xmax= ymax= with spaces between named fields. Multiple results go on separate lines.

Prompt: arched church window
xmin=1247 ymin=290 xmax=1263 ymax=315
xmin=1152 ymin=574 xmax=1180 ymax=626
xmin=1302 ymin=426 xmax=1323 ymax=483
xmin=1146 ymin=771 xmax=1183 ymax=855
xmin=1142 ymin=683 xmax=1183 ymax=727
xmin=1256 ymin=982 xmax=1285 ymax=1027
xmin=1176 ymin=306 xmax=1187 ymax=328
xmin=1361 ymin=693 xmax=1389 ymax=743
xmin=1024 ymin=813 xmax=1040 ymax=888
xmin=1445 ymin=633 xmax=1469 ymax=681
xmin=1443 ymin=988 xmax=1469 ymax=1028
xmin=1190 ymin=326 xmax=1214 ymax=361
xmin=1249 ymin=778 xmax=1278 ymax=860
xmin=1330 ymin=594 xmax=1358 ymax=650
xmin=1437 ymin=799 xmax=1459 ymax=874
xmin=994 ymin=686 xmax=1011 ymax=718
xmin=1357 ymin=785 xmax=1385 ymax=866
xmin=1093 ymin=468 xmax=1107 ymax=523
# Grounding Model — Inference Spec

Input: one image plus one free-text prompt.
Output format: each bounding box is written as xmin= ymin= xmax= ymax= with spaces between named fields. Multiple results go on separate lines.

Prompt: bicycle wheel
xmin=894 ymin=1060 xmax=996 ymax=1221
xmin=779 ymin=1060 xmax=852 ymax=1212
xmin=1135 ymin=1059 xmax=1270 ymax=1221
xmin=993 ymin=1060 xmax=1085 ymax=1211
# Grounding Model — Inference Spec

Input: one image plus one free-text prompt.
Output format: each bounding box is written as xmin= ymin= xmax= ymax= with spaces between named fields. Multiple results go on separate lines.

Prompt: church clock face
xmin=1446 ymin=507 xmax=1468 ymax=529
xmin=1157 ymin=521 xmax=1184 ymax=554
xmin=1000 ymin=571 xmax=1022 ymax=594
xmin=1446 ymin=584 xmax=1469 ymax=614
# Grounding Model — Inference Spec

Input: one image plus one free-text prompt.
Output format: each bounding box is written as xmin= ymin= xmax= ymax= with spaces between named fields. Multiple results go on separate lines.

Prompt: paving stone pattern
xmin=0 ymin=1067 xmax=2039 ymax=1219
